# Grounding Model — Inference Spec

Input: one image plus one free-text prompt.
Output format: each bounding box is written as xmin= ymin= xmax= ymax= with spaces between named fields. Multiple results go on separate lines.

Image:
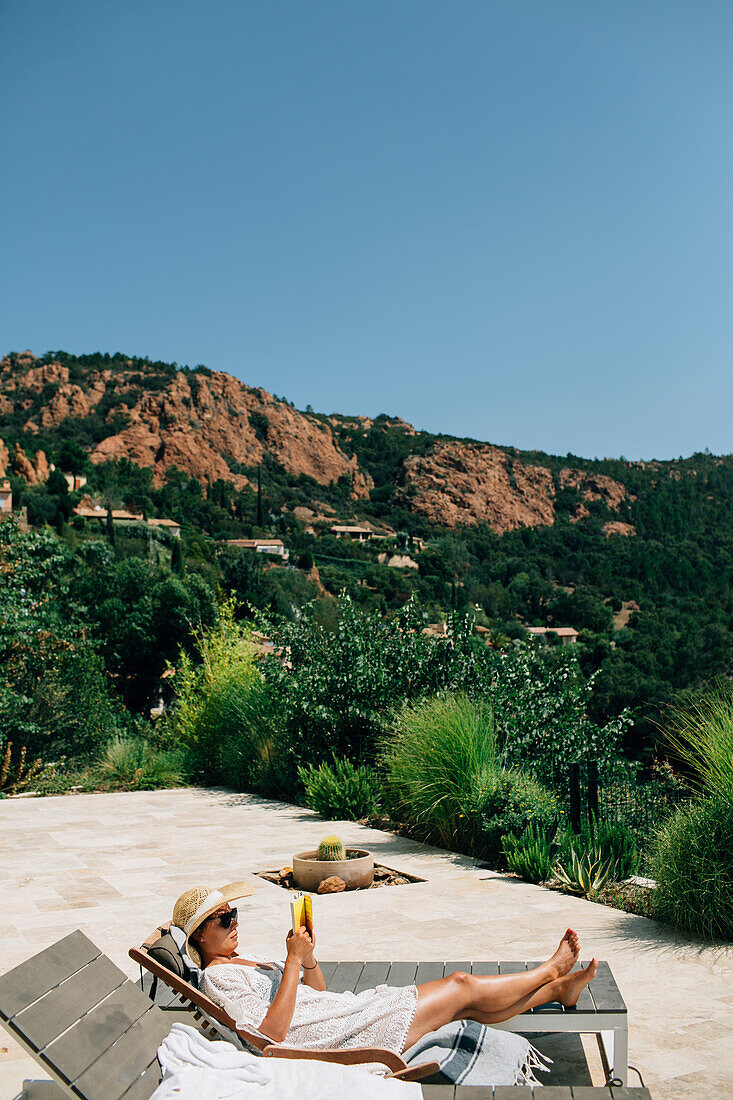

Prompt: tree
xmin=171 ymin=540 xmax=184 ymax=576
xmin=106 ymin=504 xmax=116 ymax=548
xmin=256 ymin=467 xmax=264 ymax=528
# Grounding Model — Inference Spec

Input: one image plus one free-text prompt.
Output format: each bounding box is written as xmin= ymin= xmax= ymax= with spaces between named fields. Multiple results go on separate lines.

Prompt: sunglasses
xmin=206 ymin=907 xmax=238 ymax=929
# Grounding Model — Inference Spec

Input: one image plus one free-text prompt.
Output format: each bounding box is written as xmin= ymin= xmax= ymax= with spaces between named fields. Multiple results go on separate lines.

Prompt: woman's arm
xmin=300 ymin=936 xmax=326 ymax=992
xmin=258 ymin=928 xmax=315 ymax=1042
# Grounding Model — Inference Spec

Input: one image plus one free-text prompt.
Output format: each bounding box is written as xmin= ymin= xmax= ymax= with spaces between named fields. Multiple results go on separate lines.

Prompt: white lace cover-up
xmin=202 ymin=959 xmax=419 ymax=1054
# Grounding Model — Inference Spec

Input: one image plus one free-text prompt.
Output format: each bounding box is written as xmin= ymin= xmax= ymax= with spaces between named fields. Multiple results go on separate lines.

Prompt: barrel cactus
xmin=317 ymin=836 xmax=345 ymax=861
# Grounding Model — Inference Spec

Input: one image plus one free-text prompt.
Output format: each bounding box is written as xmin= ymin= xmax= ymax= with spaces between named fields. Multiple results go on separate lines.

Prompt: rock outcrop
xmin=0 ymin=353 xmax=372 ymax=497
xmin=603 ymin=520 xmax=636 ymax=537
xmin=400 ymin=441 xmax=557 ymax=532
xmin=0 ymin=351 xmax=633 ymax=532
xmin=400 ymin=441 xmax=630 ymax=532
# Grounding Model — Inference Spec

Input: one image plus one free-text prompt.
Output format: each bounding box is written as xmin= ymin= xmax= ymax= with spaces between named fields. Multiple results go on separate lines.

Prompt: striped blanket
xmin=404 ymin=1020 xmax=551 ymax=1086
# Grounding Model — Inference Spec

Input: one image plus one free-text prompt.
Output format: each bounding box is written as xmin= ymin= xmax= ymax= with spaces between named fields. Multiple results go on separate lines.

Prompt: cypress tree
xmin=256 ymin=466 xmax=264 ymax=528
xmin=106 ymin=505 xmax=116 ymax=548
xmin=171 ymin=539 xmax=184 ymax=576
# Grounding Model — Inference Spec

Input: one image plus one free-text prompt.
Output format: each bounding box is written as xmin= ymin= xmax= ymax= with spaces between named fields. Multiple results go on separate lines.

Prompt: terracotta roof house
xmin=148 ymin=517 xmax=181 ymax=538
xmin=330 ymin=524 xmax=374 ymax=541
xmin=224 ymin=538 xmax=289 ymax=560
xmin=526 ymin=626 xmax=579 ymax=645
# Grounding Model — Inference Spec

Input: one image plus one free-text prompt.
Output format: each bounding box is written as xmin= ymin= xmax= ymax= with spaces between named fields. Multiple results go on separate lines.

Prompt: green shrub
xmin=298 ymin=757 xmax=379 ymax=821
xmin=650 ymin=795 xmax=733 ymax=941
xmin=475 ymin=769 xmax=558 ymax=866
xmin=491 ymin=647 xmax=631 ymax=785
xmin=662 ymin=681 xmax=733 ymax=799
xmin=170 ymin=602 xmax=267 ymax=782
xmin=217 ymin=675 xmax=289 ymax=796
xmin=557 ymin=816 xmax=640 ymax=880
xmin=502 ymin=823 xmax=555 ymax=883
xmin=261 ymin=597 xmax=490 ymax=769
xmin=381 ymin=694 xmax=498 ymax=850
xmin=98 ymin=737 xmax=185 ymax=790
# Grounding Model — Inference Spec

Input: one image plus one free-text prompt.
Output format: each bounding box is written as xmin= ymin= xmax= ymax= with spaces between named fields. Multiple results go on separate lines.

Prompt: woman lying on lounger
xmin=172 ymin=882 xmax=597 ymax=1057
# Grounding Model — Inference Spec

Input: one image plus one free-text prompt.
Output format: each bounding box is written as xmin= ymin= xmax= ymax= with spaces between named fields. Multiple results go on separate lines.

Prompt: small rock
xmin=260 ymin=872 xmax=282 ymax=885
xmin=278 ymin=866 xmax=293 ymax=878
xmin=317 ymin=876 xmax=346 ymax=894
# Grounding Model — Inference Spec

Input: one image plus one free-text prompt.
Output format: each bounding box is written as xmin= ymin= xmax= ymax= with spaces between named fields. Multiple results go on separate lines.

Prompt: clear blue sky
xmin=2 ymin=1 xmax=732 ymax=460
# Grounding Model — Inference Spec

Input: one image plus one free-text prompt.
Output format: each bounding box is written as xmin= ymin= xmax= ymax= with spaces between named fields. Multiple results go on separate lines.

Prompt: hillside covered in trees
xmin=2 ymin=348 xmax=733 ymax=762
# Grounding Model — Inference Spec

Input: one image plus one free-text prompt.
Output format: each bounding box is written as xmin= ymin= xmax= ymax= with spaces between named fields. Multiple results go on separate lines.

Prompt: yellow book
xmin=290 ymin=892 xmax=314 ymax=936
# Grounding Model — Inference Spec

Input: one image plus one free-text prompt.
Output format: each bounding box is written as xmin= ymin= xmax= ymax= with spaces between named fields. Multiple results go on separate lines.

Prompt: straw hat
xmin=172 ymin=881 xmax=255 ymax=968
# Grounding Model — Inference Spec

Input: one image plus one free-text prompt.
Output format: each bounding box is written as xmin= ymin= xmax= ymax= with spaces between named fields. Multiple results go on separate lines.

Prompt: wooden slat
xmin=470 ymin=961 xmax=499 ymax=976
xmin=15 ymin=956 xmax=128 ymax=1050
xmin=139 ymin=971 xmax=178 ymax=1009
xmin=318 ymin=961 xmax=339 ymax=985
xmin=328 ymin=961 xmax=364 ymax=994
xmin=541 ymin=1088 xmax=573 ymax=1099
xmin=386 ymin=962 xmax=419 ymax=986
xmin=73 ymin=1008 xmax=171 ymax=1100
xmin=15 ymin=1083 xmax=66 ymax=1100
xmin=442 ymin=962 xmax=471 ymax=977
xmin=520 ymin=960 xmax=560 ymax=1015
xmin=571 ymin=1089 xmax=613 ymax=1100
xmin=453 ymin=1087 xmax=479 ymax=1100
xmin=495 ymin=1087 xmax=533 ymax=1099
xmin=420 ymin=1086 xmax=454 ymax=1099
xmin=354 ymin=961 xmax=391 ymax=994
xmin=572 ymin=961 xmax=595 ymax=1013
xmin=611 ymin=1091 xmax=651 ymax=1100
xmin=414 ymin=962 xmax=444 ymax=985
xmin=117 ymin=1057 xmax=163 ymax=1100
xmin=44 ymin=981 xmax=153 ymax=1082
xmin=590 ymin=961 xmax=626 ymax=1013
xmin=498 ymin=961 xmax=527 ymax=974
xmin=0 ymin=932 xmax=100 ymax=1020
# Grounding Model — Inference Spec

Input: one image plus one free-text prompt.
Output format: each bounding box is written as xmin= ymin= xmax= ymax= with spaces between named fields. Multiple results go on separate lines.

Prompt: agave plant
xmin=553 ymin=847 xmax=619 ymax=896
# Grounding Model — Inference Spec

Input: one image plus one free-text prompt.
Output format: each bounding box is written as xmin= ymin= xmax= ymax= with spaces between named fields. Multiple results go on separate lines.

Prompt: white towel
xmin=152 ymin=1023 xmax=420 ymax=1100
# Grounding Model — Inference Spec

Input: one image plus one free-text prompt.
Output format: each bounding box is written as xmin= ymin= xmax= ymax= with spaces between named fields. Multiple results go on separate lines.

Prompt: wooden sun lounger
xmin=0 ymin=930 xmax=436 ymax=1094
xmin=0 ymin=931 xmax=650 ymax=1100
xmin=132 ymin=926 xmax=630 ymax=1086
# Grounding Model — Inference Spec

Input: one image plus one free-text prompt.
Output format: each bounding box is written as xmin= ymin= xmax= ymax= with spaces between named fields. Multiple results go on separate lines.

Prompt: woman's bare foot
xmin=545 ymin=929 xmax=580 ymax=979
xmin=554 ymin=958 xmax=598 ymax=1006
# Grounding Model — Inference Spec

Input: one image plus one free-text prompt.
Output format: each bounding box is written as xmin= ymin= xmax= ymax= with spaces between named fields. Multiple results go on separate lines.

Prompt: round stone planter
xmin=292 ymin=848 xmax=374 ymax=892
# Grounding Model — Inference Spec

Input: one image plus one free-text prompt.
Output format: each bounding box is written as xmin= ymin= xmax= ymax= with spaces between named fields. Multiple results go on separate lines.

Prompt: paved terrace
xmin=1 ymin=788 xmax=731 ymax=1100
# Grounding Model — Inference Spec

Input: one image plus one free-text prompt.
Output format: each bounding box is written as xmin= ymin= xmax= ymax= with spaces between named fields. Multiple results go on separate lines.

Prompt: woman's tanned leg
xmin=413 ymin=928 xmax=579 ymax=1019
xmin=401 ymin=956 xmax=597 ymax=1052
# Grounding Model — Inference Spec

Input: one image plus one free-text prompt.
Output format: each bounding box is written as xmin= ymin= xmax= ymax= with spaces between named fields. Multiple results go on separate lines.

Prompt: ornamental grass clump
xmin=98 ymin=736 xmax=185 ymax=790
xmin=661 ymin=680 xmax=733 ymax=800
xmin=298 ymin=757 xmax=379 ymax=821
xmin=650 ymin=795 xmax=733 ymax=941
xmin=381 ymin=694 xmax=499 ymax=851
xmin=381 ymin=694 xmax=556 ymax=863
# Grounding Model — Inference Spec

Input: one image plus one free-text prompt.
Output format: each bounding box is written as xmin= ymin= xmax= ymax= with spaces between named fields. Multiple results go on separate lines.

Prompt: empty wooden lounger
xmin=132 ymin=927 xmax=630 ymax=1086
